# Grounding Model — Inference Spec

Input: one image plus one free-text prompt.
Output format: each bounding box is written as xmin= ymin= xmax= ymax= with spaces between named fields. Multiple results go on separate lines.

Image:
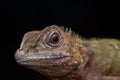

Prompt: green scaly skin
xmin=15 ymin=25 xmax=120 ymax=80
xmin=76 ymin=38 xmax=120 ymax=77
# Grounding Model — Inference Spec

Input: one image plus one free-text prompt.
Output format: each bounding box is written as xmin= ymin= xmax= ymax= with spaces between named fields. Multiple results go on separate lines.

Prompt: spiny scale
xmin=60 ymin=26 xmax=81 ymax=41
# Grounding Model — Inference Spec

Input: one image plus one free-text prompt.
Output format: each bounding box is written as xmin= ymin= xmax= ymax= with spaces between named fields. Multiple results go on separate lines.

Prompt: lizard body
xmin=15 ymin=25 xmax=120 ymax=80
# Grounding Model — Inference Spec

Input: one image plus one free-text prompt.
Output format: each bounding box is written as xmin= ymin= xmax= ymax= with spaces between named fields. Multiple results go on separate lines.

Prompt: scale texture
xmin=15 ymin=25 xmax=120 ymax=80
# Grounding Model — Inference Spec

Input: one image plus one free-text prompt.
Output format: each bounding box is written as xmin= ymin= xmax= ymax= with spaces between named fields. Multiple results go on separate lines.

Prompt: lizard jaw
xmin=15 ymin=51 xmax=79 ymax=77
xmin=15 ymin=53 xmax=71 ymax=66
xmin=15 ymin=48 xmax=72 ymax=66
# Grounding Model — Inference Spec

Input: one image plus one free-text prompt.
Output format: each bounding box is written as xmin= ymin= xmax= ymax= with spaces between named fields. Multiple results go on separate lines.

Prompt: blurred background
xmin=1 ymin=0 xmax=119 ymax=80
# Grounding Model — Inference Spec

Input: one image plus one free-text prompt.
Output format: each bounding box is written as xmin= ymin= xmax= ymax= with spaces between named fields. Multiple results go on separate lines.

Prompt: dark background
xmin=1 ymin=0 xmax=119 ymax=80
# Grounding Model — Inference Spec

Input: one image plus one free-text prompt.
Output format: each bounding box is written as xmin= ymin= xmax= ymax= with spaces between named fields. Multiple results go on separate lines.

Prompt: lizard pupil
xmin=50 ymin=33 xmax=59 ymax=44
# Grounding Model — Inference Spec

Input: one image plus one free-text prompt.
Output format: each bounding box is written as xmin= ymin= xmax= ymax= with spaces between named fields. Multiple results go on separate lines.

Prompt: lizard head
xmin=15 ymin=25 xmax=88 ymax=78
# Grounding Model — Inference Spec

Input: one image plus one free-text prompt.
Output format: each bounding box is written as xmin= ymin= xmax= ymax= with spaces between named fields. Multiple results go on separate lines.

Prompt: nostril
xmin=25 ymin=48 xmax=30 ymax=53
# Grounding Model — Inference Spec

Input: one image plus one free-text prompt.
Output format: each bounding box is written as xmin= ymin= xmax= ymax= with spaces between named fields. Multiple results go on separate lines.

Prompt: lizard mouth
xmin=15 ymin=52 xmax=71 ymax=67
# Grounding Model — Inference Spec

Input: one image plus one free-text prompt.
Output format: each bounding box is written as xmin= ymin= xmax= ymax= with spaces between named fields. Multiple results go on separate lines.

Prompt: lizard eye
xmin=44 ymin=31 xmax=62 ymax=47
xmin=50 ymin=33 xmax=59 ymax=44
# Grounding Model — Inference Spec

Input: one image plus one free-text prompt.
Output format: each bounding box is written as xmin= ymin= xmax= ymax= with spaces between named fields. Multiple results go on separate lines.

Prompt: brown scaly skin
xmin=15 ymin=25 xmax=120 ymax=80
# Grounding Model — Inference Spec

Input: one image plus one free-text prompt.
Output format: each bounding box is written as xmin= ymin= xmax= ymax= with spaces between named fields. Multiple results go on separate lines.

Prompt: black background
xmin=1 ymin=0 xmax=119 ymax=80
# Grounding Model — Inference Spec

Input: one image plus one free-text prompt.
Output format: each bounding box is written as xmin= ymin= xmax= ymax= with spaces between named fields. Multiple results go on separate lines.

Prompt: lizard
xmin=15 ymin=25 xmax=120 ymax=80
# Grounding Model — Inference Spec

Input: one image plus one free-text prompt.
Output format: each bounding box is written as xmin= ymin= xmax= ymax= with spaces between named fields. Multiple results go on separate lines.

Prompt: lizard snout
xmin=15 ymin=49 xmax=24 ymax=61
xmin=15 ymin=48 xmax=28 ymax=61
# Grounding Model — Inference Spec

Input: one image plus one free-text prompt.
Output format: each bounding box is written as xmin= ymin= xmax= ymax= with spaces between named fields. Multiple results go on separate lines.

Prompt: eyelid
xmin=44 ymin=30 xmax=62 ymax=48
